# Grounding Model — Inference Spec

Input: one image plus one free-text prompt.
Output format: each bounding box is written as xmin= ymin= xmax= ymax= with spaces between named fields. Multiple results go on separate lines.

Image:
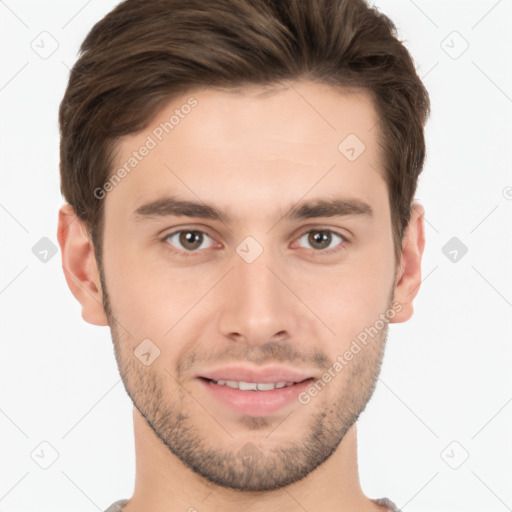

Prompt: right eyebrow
xmin=133 ymin=196 xmax=229 ymax=223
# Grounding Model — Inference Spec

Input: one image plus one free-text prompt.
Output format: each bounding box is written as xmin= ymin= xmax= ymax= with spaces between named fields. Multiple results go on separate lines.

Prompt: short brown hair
xmin=59 ymin=0 xmax=430 ymax=265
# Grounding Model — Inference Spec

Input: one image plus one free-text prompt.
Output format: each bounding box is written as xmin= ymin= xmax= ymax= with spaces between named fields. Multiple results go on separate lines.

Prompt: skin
xmin=57 ymin=80 xmax=425 ymax=512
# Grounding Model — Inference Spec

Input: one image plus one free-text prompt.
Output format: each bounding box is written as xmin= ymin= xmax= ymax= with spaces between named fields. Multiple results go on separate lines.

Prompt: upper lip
xmin=197 ymin=365 xmax=315 ymax=384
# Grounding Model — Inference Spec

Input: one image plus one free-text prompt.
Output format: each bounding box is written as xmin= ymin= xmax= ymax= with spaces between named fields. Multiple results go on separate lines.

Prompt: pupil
xmin=180 ymin=231 xmax=202 ymax=250
xmin=310 ymin=230 xmax=330 ymax=249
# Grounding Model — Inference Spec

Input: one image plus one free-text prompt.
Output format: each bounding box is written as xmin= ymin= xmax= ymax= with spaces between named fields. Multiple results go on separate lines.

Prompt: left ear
xmin=390 ymin=201 xmax=425 ymax=323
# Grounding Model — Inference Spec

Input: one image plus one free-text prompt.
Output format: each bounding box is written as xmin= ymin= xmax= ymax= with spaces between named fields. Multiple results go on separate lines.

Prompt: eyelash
xmin=161 ymin=227 xmax=349 ymax=257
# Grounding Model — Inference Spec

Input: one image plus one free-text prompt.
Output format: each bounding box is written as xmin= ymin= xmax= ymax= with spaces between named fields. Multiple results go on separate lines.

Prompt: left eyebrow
xmin=132 ymin=195 xmax=373 ymax=223
xmin=284 ymin=197 xmax=373 ymax=221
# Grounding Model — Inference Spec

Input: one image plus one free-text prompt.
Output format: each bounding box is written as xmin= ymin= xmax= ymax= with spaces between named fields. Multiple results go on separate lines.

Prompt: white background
xmin=0 ymin=1 xmax=511 ymax=511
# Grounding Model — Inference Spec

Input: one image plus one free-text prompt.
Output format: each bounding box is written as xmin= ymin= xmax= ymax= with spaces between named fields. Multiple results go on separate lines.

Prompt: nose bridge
xmin=236 ymin=248 xmax=278 ymax=305
xmin=218 ymin=241 xmax=296 ymax=342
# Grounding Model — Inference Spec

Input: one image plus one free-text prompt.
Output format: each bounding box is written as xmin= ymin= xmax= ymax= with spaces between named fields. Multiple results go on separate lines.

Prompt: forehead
xmin=171 ymin=81 xmax=379 ymax=155
xmin=107 ymin=81 xmax=386 ymax=221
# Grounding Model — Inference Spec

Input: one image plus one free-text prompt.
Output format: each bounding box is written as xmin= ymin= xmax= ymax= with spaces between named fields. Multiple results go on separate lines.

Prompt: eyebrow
xmin=133 ymin=195 xmax=373 ymax=223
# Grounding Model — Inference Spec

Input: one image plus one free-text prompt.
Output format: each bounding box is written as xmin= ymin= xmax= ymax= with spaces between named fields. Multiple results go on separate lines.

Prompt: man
xmin=57 ymin=0 xmax=429 ymax=510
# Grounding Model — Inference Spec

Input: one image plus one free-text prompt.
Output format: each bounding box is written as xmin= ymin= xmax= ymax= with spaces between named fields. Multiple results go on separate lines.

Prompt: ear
xmin=390 ymin=202 xmax=426 ymax=324
xmin=57 ymin=204 xmax=109 ymax=326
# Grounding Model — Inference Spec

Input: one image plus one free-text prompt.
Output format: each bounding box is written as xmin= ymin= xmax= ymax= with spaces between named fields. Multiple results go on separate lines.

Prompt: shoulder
xmin=373 ymin=497 xmax=402 ymax=512
xmin=104 ymin=499 xmax=129 ymax=512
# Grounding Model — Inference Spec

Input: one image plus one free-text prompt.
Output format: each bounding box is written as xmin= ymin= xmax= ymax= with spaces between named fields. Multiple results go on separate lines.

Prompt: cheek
xmin=302 ymin=253 xmax=394 ymax=341
xmin=102 ymin=236 xmax=215 ymax=343
xmin=102 ymin=213 xmax=395 ymax=346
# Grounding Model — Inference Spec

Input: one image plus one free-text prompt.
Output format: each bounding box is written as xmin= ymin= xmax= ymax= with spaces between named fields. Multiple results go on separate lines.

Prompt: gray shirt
xmin=104 ymin=497 xmax=402 ymax=511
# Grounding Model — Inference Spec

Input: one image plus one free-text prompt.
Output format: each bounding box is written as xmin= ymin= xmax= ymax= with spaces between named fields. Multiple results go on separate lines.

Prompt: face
xmin=98 ymin=81 xmax=399 ymax=491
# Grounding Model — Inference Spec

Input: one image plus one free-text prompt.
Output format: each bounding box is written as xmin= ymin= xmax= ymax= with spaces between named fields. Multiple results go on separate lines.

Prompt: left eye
xmin=296 ymin=229 xmax=344 ymax=252
xmin=165 ymin=230 xmax=215 ymax=252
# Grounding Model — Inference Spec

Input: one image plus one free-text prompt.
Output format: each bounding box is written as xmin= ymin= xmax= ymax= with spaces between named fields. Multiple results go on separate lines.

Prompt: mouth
xmin=199 ymin=377 xmax=314 ymax=391
xmin=197 ymin=376 xmax=315 ymax=416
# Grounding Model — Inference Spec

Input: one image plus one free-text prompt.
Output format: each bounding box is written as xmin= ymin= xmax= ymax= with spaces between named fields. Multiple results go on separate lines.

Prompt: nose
xmin=217 ymin=244 xmax=299 ymax=345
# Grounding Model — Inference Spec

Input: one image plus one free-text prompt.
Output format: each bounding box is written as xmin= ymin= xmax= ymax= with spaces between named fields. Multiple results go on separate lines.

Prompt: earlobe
xmin=390 ymin=202 xmax=426 ymax=324
xmin=57 ymin=204 xmax=109 ymax=326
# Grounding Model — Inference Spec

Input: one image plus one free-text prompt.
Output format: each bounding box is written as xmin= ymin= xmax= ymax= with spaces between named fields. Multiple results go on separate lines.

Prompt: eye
xmin=296 ymin=229 xmax=346 ymax=254
xmin=164 ymin=229 xmax=216 ymax=252
xmin=162 ymin=227 xmax=347 ymax=257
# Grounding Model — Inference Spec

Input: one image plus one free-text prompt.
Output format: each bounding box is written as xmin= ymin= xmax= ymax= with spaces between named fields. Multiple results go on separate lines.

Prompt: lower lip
xmin=197 ymin=378 xmax=314 ymax=416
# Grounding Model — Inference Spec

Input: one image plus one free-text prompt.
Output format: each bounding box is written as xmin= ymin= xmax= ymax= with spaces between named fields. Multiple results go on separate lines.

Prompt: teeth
xmin=211 ymin=379 xmax=295 ymax=391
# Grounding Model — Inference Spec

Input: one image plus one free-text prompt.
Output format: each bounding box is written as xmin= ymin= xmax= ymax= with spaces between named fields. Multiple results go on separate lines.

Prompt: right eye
xmin=164 ymin=229 xmax=217 ymax=253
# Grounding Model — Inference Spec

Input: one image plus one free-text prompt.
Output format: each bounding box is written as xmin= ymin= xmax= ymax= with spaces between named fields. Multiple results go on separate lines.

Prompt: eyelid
xmin=293 ymin=224 xmax=352 ymax=243
xmin=292 ymin=227 xmax=348 ymax=255
xmin=161 ymin=225 xmax=351 ymax=256
xmin=161 ymin=226 xmax=219 ymax=254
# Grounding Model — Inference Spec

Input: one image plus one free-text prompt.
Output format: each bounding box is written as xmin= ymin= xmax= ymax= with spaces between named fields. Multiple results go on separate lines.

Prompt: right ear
xmin=57 ymin=204 xmax=109 ymax=326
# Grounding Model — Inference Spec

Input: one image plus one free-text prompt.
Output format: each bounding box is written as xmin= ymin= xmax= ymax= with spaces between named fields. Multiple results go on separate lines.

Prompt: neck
xmin=122 ymin=408 xmax=384 ymax=512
